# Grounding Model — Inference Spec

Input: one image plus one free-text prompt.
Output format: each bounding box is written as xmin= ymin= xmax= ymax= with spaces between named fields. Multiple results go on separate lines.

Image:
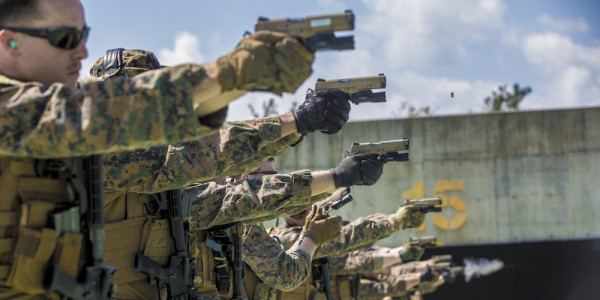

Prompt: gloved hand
xmin=301 ymin=206 xmax=342 ymax=246
xmin=440 ymin=268 xmax=456 ymax=283
xmin=330 ymin=153 xmax=384 ymax=188
xmin=390 ymin=207 xmax=426 ymax=230
xmin=398 ymin=242 xmax=425 ymax=262
xmin=216 ymin=31 xmax=314 ymax=94
xmin=293 ymin=89 xmax=351 ymax=135
xmin=419 ymin=267 xmax=438 ymax=282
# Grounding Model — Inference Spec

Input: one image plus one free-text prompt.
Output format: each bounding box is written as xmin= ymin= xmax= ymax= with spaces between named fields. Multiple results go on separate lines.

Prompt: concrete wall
xmin=273 ymin=107 xmax=600 ymax=247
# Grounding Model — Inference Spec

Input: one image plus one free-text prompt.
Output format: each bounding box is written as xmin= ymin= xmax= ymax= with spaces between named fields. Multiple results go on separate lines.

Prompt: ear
xmin=0 ymin=30 xmax=19 ymax=56
xmin=240 ymin=174 xmax=249 ymax=180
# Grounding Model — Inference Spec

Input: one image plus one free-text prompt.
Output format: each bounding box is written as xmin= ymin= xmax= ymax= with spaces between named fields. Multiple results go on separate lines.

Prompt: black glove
xmin=441 ymin=269 xmax=455 ymax=283
xmin=330 ymin=153 xmax=384 ymax=188
xmin=292 ymin=89 xmax=351 ymax=136
xmin=420 ymin=267 xmax=436 ymax=282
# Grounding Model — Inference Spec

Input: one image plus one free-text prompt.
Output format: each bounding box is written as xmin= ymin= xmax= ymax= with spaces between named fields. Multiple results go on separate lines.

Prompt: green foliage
xmin=484 ymin=84 xmax=532 ymax=112
xmin=248 ymin=99 xmax=298 ymax=118
xmin=394 ymin=101 xmax=432 ymax=118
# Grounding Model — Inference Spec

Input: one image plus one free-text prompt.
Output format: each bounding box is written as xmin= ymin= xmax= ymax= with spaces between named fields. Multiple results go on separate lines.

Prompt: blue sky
xmin=80 ymin=0 xmax=600 ymax=121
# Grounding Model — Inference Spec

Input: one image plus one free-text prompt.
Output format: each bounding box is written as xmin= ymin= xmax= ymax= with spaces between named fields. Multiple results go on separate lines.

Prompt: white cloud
xmin=521 ymin=32 xmax=600 ymax=108
xmin=158 ymin=31 xmax=205 ymax=66
xmin=536 ymin=14 xmax=590 ymax=34
xmin=359 ymin=0 xmax=506 ymax=69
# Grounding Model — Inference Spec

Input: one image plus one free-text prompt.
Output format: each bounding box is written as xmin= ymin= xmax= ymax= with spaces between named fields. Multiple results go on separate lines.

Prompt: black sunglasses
xmin=0 ymin=26 xmax=90 ymax=50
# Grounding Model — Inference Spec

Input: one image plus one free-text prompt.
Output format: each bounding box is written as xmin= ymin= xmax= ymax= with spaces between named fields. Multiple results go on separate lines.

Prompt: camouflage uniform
xmin=103 ymin=117 xmax=301 ymax=193
xmin=356 ymin=274 xmax=412 ymax=300
xmin=88 ymin=49 xmax=312 ymax=299
xmin=0 ymin=63 xmax=221 ymax=157
xmin=329 ymin=248 xmax=384 ymax=275
xmin=268 ymin=214 xmax=407 ymax=300
xmin=0 ymin=59 xmax=228 ymax=298
xmin=241 ymin=225 xmax=311 ymax=293
xmin=269 ymin=213 xmax=405 ymax=258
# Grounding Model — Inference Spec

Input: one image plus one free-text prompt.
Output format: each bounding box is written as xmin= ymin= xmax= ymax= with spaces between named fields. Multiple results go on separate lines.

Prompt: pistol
xmin=408 ymin=236 xmax=440 ymax=248
xmin=403 ymin=198 xmax=442 ymax=213
xmin=316 ymin=187 xmax=353 ymax=213
xmin=451 ymin=266 xmax=464 ymax=276
xmin=430 ymin=255 xmax=453 ymax=263
xmin=432 ymin=262 xmax=453 ymax=271
xmin=344 ymin=139 xmax=409 ymax=162
xmin=315 ymin=74 xmax=386 ymax=104
xmin=255 ymin=10 xmax=354 ymax=52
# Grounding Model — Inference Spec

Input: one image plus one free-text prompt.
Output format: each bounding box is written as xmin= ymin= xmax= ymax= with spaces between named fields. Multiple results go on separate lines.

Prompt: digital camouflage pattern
xmin=329 ymin=249 xmax=383 ymax=275
xmin=90 ymin=49 xmax=161 ymax=78
xmin=88 ymin=49 xmax=301 ymax=193
xmin=390 ymin=260 xmax=431 ymax=276
xmin=186 ymin=170 xmax=314 ymax=230
xmin=242 ymin=224 xmax=312 ymax=291
xmin=270 ymin=213 xmax=405 ymax=258
xmin=103 ymin=117 xmax=301 ymax=193
xmin=357 ymin=274 xmax=411 ymax=300
xmin=0 ymin=63 xmax=216 ymax=158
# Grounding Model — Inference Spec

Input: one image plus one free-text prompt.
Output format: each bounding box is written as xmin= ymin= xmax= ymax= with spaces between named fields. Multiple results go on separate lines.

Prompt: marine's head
xmin=0 ymin=0 xmax=88 ymax=88
xmin=90 ymin=48 xmax=161 ymax=79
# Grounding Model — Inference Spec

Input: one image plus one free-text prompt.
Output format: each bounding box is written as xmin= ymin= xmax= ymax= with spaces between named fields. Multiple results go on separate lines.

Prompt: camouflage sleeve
xmin=242 ymin=225 xmax=311 ymax=291
xmin=248 ymin=193 xmax=329 ymax=224
xmin=357 ymin=274 xmax=410 ymax=299
xmin=270 ymin=213 xmax=400 ymax=258
xmin=103 ymin=117 xmax=302 ymax=193
xmin=329 ymin=249 xmax=384 ymax=275
xmin=0 ymin=65 xmax=216 ymax=158
xmin=267 ymin=226 xmax=303 ymax=250
xmin=186 ymin=171 xmax=313 ymax=230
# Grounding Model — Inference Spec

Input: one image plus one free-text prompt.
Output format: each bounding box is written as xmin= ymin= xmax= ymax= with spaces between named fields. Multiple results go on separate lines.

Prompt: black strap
xmin=103 ymin=48 xmax=125 ymax=78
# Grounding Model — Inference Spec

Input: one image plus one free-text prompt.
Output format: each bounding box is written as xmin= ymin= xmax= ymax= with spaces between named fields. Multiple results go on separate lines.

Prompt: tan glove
xmin=301 ymin=206 xmax=342 ymax=246
xmin=398 ymin=242 xmax=425 ymax=262
xmin=216 ymin=31 xmax=314 ymax=95
xmin=390 ymin=207 xmax=426 ymax=230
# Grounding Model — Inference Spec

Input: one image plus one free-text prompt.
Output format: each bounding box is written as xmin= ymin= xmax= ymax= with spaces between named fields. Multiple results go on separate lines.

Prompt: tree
xmin=248 ymin=99 xmax=298 ymax=118
xmin=484 ymin=84 xmax=532 ymax=112
xmin=393 ymin=101 xmax=432 ymax=118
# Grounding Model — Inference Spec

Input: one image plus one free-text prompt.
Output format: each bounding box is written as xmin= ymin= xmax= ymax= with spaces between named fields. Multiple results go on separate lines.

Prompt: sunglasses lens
xmin=55 ymin=32 xmax=76 ymax=49
xmin=51 ymin=28 xmax=89 ymax=50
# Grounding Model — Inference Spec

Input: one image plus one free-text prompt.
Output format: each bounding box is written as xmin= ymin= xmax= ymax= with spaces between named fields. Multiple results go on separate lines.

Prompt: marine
xmin=0 ymin=0 xmax=315 ymax=298
xmin=88 ymin=49 xmax=353 ymax=299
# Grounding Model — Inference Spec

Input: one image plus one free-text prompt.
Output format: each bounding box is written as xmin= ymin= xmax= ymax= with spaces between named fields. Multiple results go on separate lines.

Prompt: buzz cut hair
xmin=0 ymin=0 xmax=41 ymax=26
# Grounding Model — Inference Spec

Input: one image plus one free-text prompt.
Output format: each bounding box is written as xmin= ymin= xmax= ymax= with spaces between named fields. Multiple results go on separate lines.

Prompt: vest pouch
xmin=190 ymin=239 xmax=217 ymax=293
xmin=333 ymin=276 xmax=354 ymax=300
xmin=53 ymin=232 xmax=84 ymax=281
xmin=6 ymin=227 xmax=57 ymax=294
xmin=104 ymin=217 xmax=147 ymax=284
xmin=141 ymin=219 xmax=174 ymax=266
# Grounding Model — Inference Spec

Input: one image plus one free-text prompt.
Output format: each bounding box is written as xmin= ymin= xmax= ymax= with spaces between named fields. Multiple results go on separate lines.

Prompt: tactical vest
xmin=330 ymin=274 xmax=359 ymax=300
xmin=103 ymin=191 xmax=240 ymax=299
xmin=278 ymin=269 xmax=327 ymax=300
xmin=240 ymin=265 xmax=281 ymax=300
xmin=0 ymin=157 xmax=87 ymax=298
